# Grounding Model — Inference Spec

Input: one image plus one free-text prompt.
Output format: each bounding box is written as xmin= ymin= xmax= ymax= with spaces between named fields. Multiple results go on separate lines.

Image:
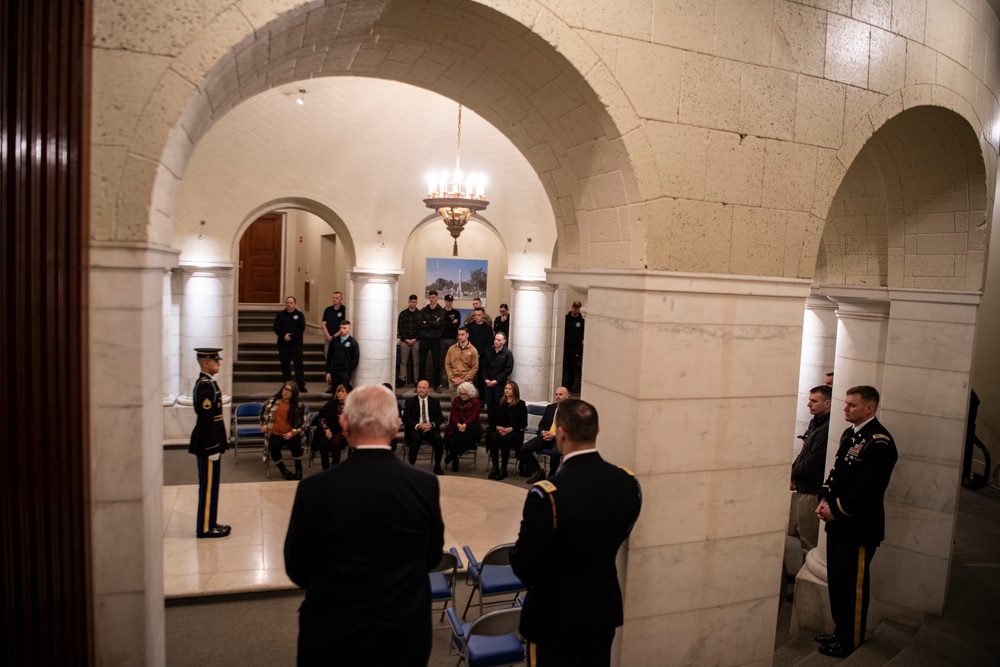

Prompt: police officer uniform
xmin=819 ymin=416 xmax=897 ymax=655
xmin=189 ymin=348 xmax=231 ymax=538
xmin=510 ymin=450 xmax=642 ymax=666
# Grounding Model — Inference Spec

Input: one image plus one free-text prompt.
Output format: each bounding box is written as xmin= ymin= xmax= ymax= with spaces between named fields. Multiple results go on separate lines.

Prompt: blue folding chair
xmin=461 ymin=544 xmax=524 ymax=619
xmin=430 ymin=547 xmax=464 ymax=622
xmin=231 ymin=402 xmax=265 ymax=464
xmin=446 ymin=606 xmax=524 ymax=667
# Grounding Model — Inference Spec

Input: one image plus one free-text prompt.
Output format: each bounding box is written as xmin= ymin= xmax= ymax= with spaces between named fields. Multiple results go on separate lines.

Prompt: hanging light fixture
xmin=423 ymin=104 xmax=489 ymax=256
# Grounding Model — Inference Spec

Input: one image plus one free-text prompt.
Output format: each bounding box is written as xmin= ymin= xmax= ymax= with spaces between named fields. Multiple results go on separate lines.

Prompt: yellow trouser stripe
xmin=203 ymin=459 xmax=213 ymax=534
xmin=854 ymin=546 xmax=866 ymax=648
xmin=529 ymin=641 xmax=537 ymax=666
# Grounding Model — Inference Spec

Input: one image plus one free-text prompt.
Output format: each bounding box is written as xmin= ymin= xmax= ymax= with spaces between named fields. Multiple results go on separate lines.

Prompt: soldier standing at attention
xmin=189 ymin=348 xmax=231 ymax=538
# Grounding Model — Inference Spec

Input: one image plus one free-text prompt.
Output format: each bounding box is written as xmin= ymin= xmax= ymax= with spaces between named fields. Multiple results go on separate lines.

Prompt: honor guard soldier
xmin=189 ymin=348 xmax=231 ymax=538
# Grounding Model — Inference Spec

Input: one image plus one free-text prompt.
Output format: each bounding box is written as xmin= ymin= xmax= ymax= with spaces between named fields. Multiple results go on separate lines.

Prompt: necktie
xmin=421 ymin=398 xmax=428 ymax=424
xmin=549 ymin=408 xmax=557 ymax=433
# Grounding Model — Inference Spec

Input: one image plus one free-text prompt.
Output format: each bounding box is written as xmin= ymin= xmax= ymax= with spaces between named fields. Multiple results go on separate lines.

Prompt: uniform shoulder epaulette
xmin=533 ymin=479 xmax=557 ymax=494
xmin=872 ymin=434 xmax=891 ymax=441
xmin=619 ymin=466 xmax=635 ymax=477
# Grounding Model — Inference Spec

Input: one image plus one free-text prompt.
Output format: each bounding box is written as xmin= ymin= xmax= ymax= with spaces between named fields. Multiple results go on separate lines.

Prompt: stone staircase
xmin=773 ymin=615 xmax=992 ymax=666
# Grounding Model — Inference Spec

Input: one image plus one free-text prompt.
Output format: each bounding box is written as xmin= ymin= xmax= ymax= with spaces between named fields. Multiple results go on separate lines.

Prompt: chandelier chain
xmin=455 ymin=105 xmax=462 ymax=172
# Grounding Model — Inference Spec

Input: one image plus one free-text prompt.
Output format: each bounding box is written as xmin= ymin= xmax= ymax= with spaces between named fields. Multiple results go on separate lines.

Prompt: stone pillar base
xmin=789 ymin=562 xmax=832 ymax=635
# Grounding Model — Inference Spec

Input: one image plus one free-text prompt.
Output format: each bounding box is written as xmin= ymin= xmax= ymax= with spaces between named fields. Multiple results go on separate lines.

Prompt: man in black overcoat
xmin=510 ymin=398 xmax=642 ymax=667
xmin=814 ymin=385 xmax=898 ymax=658
xmin=284 ymin=385 xmax=445 ymax=667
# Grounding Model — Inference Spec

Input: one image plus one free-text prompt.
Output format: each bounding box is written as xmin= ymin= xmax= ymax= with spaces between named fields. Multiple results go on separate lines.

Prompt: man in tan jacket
xmin=444 ymin=327 xmax=479 ymax=398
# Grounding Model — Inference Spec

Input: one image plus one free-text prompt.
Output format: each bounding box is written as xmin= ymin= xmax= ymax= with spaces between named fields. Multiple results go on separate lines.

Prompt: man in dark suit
xmin=188 ymin=348 xmax=231 ymax=538
xmin=814 ymin=385 xmax=898 ymax=658
xmin=403 ymin=380 xmax=445 ymax=474
xmin=274 ymin=295 xmax=307 ymax=392
xmin=520 ymin=386 xmax=570 ymax=483
xmin=510 ymin=398 xmax=642 ymax=667
xmin=284 ymin=385 xmax=445 ymax=667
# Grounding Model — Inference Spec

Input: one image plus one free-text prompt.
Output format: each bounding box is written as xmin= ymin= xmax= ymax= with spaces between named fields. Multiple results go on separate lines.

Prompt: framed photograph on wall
xmin=425 ymin=257 xmax=488 ymax=305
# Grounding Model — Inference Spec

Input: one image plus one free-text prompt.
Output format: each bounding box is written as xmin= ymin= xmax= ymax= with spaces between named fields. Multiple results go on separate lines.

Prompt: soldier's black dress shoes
xmin=817 ymin=641 xmax=853 ymax=658
xmin=814 ymin=633 xmax=839 ymax=644
xmin=197 ymin=526 xmax=231 ymax=538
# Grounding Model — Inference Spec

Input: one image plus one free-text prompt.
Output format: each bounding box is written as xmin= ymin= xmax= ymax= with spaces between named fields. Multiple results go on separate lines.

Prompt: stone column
xmin=794 ymin=292 xmax=838 ymax=437
xmin=90 ymin=241 xmax=178 ymax=666
xmin=348 ymin=268 xmax=402 ymax=387
xmin=507 ymin=276 xmax=555 ymax=403
xmin=874 ymin=289 xmax=979 ymax=623
xmin=793 ymin=287 xmax=889 ymax=633
xmin=164 ymin=263 xmax=234 ymax=443
xmin=549 ymin=269 xmax=810 ymax=667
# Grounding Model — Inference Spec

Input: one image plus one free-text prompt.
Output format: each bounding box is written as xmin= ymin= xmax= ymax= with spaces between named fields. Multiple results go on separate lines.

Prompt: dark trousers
xmin=445 ymin=423 xmax=482 ymax=461
xmin=195 ymin=455 xmax=222 ymax=536
xmin=562 ymin=345 xmax=583 ymax=390
xmin=484 ymin=382 xmax=504 ymax=413
xmin=520 ymin=435 xmax=560 ymax=476
xmin=315 ymin=433 xmax=346 ymax=469
xmin=826 ymin=535 xmax=876 ymax=649
xmin=268 ymin=433 xmax=303 ymax=462
xmin=527 ymin=639 xmax=612 ymax=667
xmin=419 ymin=338 xmax=442 ymax=387
xmin=405 ymin=428 xmax=443 ymax=465
xmin=278 ymin=344 xmax=305 ymax=388
xmin=485 ymin=429 xmax=522 ymax=470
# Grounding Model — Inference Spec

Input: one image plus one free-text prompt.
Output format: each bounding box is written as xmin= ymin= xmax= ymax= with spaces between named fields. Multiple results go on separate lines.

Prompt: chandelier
xmin=424 ymin=105 xmax=489 ymax=256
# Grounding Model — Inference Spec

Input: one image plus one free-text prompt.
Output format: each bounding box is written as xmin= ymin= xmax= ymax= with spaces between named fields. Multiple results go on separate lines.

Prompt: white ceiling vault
xmin=174 ymin=75 xmax=557 ymax=273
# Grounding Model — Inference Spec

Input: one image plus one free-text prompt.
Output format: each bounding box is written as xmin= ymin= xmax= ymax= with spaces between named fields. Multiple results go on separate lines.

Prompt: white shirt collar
xmin=852 ymin=416 xmax=876 ymax=432
xmin=353 ymin=444 xmax=392 ymax=450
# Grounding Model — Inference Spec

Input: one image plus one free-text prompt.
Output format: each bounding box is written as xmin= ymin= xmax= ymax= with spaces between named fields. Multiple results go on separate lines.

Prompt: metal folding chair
xmin=230 ymin=402 xmax=265 ymax=464
xmin=430 ymin=547 xmax=464 ymax=622
xmin=461 ymin=543 xmax=524 ymax=619
xmin=446 ymin=607 xmax=524 ymax=667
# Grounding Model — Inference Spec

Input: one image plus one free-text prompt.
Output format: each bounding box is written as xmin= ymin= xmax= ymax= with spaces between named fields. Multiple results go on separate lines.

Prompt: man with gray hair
xmin=284 ymin=385 xmax=445 ymax=666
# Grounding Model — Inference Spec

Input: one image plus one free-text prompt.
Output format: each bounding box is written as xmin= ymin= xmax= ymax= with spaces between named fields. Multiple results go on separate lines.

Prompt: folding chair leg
xmin=461 ymin=583 xmax=480 ymax=620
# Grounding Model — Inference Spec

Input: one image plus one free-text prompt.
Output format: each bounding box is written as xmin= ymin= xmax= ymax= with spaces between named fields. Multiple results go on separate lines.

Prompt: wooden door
xmin=238 ymin=213 xmax=283 ymax=303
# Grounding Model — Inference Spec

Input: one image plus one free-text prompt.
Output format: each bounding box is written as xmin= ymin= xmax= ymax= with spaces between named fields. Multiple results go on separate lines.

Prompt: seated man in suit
xmin=520 ymin=386 xmax=570 ymax=484
xmin=284 ymin=384 xmax=445 ymax=667
xmin=403 ymin=380 xmax=445 ymax=475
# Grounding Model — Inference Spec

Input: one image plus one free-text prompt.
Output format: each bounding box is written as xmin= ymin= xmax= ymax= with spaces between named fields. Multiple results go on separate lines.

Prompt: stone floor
xmin=163 ymin=475 xmax=527 ymax=598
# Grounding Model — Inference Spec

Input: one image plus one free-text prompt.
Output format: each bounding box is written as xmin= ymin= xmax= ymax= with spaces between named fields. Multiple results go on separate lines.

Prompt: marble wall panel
xmin=92 ymin=500 xmax=148 ymax=595
xmin=628 ymin=396 xmax=797 ymax=476
xmin=883 ymin=500 xmax=955 ymax=560
xmin=621 ymin=595 xmax=776 ymax=666
xmin=884 ymin=319 xmax=976 ymax=372
xmin=871 ymin=543 xmax=950 ymax=614
xmin=623 ymin=531 xmax=784 ymax=618
xmin=629 ymin=466 xmax=790 ymax=548
xmin=886 ymin=456 xmax=960 ymax=514
xmin=93 ymin=591 xmax=151 ymax=666
xmin=881 ymin=364 xmax=971 ymax=419
xmin=879 ymin=409 xmax=966 ymax=466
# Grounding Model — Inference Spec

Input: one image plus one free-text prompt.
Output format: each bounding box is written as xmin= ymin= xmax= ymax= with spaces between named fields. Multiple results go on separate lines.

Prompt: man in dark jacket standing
xmin=510 ymin=398 xmax=642 ymax=666
xmin=418 ymin=290 xmax=445 ymax=390
xmin=324 ymin=320 xmax=359 ymax=391
xmin=815 ymin=385 xmax=898 ymax=658
xmin=274 ymin=296 xmax=307 ymax=393
xmin=789 ymin=384 xmax=832 ymax=557
xmin=189 ymin=348 xmax=230 ymax=538
xmin=284 ymin=385 xmax=445 ymax=666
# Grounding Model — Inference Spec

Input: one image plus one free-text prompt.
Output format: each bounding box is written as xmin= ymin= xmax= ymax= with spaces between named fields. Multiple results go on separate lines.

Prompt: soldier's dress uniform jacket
xmin=822 ymin=417 xmax=897 ymax=546
xmin=820 ymin=416 xmax=898 ymax=651
xmin=189 ymin=372 xmax=228 ymax=536
xmin=510 ymin=450 xmax=642 ymax=655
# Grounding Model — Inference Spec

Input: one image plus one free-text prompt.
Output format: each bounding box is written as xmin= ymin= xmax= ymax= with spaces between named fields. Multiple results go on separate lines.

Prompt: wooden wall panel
xmin=0 ymin=0 xmax=91 ymax=664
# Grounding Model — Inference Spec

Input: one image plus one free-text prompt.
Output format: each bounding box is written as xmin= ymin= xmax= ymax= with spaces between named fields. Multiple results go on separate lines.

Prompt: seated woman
xmin=484 ymin=380 xmax=528 ymax=480
xmin=260 ymin=381 xmax=307 ymax=480
xmin=443 ymin=381 xmax=482 ymax=472
xmin=314 ymin=384 xmax=351 ymax=469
